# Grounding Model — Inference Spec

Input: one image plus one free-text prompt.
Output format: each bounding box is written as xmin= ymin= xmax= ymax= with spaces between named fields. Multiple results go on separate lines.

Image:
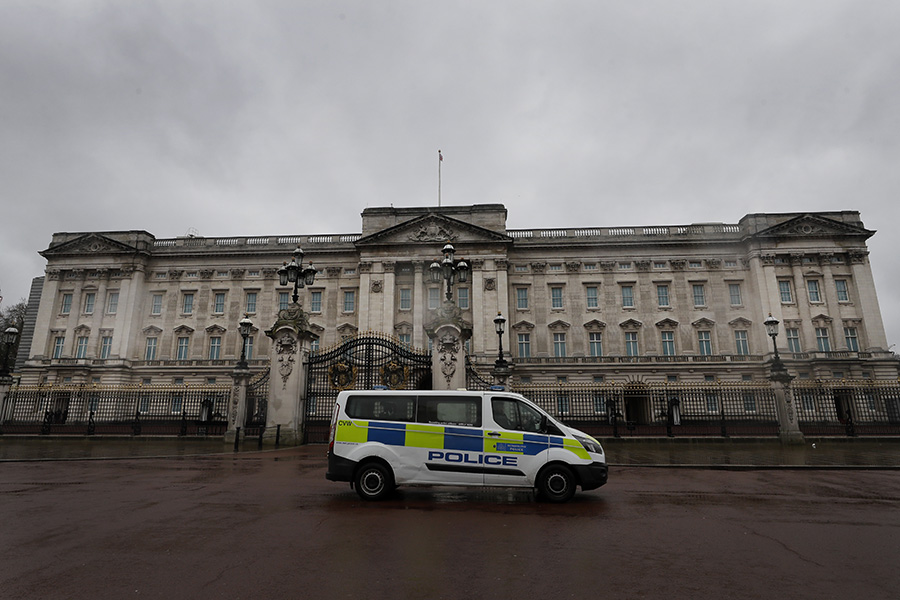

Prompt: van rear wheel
xmin=355 ymin=462 xmax=393 ymax=501
xmin=537 ymin=464 xmax=576 ymax=503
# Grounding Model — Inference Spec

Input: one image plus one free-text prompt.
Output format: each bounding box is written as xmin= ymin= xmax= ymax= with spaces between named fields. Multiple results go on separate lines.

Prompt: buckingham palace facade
xmin=17 ymin=204 xmax=899 ymax=386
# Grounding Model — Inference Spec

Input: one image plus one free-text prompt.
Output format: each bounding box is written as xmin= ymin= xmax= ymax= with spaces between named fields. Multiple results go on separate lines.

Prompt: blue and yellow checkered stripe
xmin=335 ymin=420 xmax=589 ymax=459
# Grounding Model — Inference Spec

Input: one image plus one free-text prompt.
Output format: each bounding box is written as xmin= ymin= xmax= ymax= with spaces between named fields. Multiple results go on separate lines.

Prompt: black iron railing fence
xmin=512 ymin=382 xmax=781 ymax=438
xmin=792 ymin=379 xmax=900 ymax=436
xmin=0 ymin=383 xmax=231 ymax=436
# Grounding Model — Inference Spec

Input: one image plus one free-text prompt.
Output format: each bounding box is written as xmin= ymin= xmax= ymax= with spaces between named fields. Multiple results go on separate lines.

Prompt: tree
xmin=1 ymin=298 xmax=27 ymax=368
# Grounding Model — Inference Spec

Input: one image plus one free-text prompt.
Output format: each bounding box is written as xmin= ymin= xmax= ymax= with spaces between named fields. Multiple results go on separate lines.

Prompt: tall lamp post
xmin=0 ymin=326 xmax=20 ymax=379
xmin=763 ymin=313 xmax=785 ymax=372
xmin=237 ymin=315 xmax=253 ymax=370
xmin=429 ymin=243 xmax=469 ymax=302
xmin=278 ymin=246 xmax=318 ymax=304
xmin=492 ymin=312 xmax=511 ymax=388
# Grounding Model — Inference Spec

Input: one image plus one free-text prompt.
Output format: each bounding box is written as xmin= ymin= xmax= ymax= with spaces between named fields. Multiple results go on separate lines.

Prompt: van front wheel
xmin=355 ymin=462 xmax=393 ymax=501
xmin=537 ymin=464 xmax=576 ymax=503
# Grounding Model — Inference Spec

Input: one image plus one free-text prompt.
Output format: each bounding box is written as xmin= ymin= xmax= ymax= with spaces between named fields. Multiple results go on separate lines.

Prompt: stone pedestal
xmin=770 ymin=363 xmax=804 ymax=444
xmin=262 ymin=304 xmax=318 ymax=446
xmin=425 ymin=301 xmax=472 ymax=391
xmin=0 ymin=378 xmax=13 ymax=424
xmin=224 ymin=367 xmax=252 ymax=444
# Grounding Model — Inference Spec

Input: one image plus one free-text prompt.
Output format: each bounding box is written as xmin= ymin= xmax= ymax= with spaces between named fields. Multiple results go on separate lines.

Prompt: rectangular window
xmin=278 ymin=292 xmax=290 ymax=311
xmin=625 ymin=332 xmax=639 ymax=356
xmin=556 ymin=392 xmax=570 ymax=415
xmin=106 ymin=292 xmax=119 ymax=314
xmin=835 ymin=279 xmax=850 ymax=302
xmin=586 ymin=286 xmax=599 ymax=308
xmin=844 ymin=327 xmax=859 ymax=351
xmin=786 ymin=328 xmax=801 ymax=352
xmin=728 ymin=283 xmax=742 ymax=306
xmin=84 ymin=293 xmax=95 ymax=314
xmin=657 ymin=285 xmax=670 ymax=307
xmin=621 ymin=286 xmax=634 ymax=308
xmin=807 ymin=280 xmax=821 ymax=303
xmin=100 ymin=336 xmax=112 ymax=359
xmin=816 ymin=327 xmax=831 ymax=352
xmin=343 ymin=290 xmax=356 ymax=312
xmin=209 ymin=336 xmax=221 ymax=360
xmin=779 ymin=280 xmax=793 ymax=303
xmin=517 ymin=333 xmax=531 ymax=358
xmin=76 ymin=336 xmax=89 ymax=359
xmin=689 ymin=260 xmax=702 ymax=269
xmin=698 ymin=331 xmax=712 ymax=355
xmin=61 ymin=293 xmax=73 ymax=314
xmin=618 ymin=262 xmax=632 ymax=270
xmin=516 ymin=287 xmax=529 ymax=310
xmin=398 ymin=333 xmax=411 ymax=346
xmin=550 ymin=286 xmax=564 ymax=309
xmin=214 ymin=293 xmax=226 ymax=313
xmin=245 ymin=292 xmax=257 ymax=314
xmin=593 ymin=392 xmax=607 ymax=414
xmin=399 ymin=288 xmax=412 ymax=310
xmin=311 ymin=338 xmax=320 ymax=352
xmin=457 ymin=287 xmax=469 ymax=310
xmin=145 ymin=337 xmax=158 ymax=361
xmin=176 ymin=337 xmax=190 ymax=360
xmin=53 ymin=336 xmax=65 ymax=358
xmin=589 ymin=332 xmax=603 ymax=357
xmin=244 ymin=336 xmax=254 ymax=360
xmin=692 ymin=284 xmax=706 ymax=307
xmin=182 ymin=293 xmax=194 ymax=314
xmin=151 ymin=294 xmax=163 ymax=315
xmin=706 ymin=392 xmax=719 ymax=413
xmin=310 ymin=291 xmax=322 ymax=312
xmin=654 ymin=261 xmax=667 ymax=269
xmin=553 ymin=332 xmax=567 ymax=357
xmin=661 ymin=331 xmax=675 ymax=356
xmin=428 ymin=287 xmax=440 ymax=310
xmin=733 ymin=330 xmax=750 ymax=355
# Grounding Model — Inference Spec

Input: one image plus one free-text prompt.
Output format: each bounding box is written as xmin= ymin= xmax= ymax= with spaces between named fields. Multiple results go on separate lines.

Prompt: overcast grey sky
xmin=1 ymin=0 xmax=898 ymax=346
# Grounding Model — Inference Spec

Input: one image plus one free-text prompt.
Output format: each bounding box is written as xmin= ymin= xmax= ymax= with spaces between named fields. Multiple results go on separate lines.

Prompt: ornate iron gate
xmin=304 ymin=333 xmax=432 ymax=443
xmin=244 ymin=369 xmax=269 ymax=435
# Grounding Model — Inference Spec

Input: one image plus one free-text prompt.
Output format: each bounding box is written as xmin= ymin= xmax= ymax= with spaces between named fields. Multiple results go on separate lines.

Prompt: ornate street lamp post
xmin=278 ymin=246 xmax=318 ymax=304
xmin=492 ymin=312 xmax=511 ymax=388
xmin=237 ymin=315 xmax=253 ymax=370
xmin=429 ymin=243 xmax=469 ymax=302
xmin=0 ymin=326 xmax=20 ymax=379
xmin=763 ymin=313 xmax=785 ymax=372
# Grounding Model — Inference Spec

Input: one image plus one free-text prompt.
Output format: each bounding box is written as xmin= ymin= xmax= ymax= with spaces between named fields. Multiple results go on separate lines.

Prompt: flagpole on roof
xmin=438 ymin=149 xmax=442 ymax=207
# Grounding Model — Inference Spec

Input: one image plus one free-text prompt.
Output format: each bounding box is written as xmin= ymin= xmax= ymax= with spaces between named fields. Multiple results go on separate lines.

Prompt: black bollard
xmin=258 ymin=426 xmax=264 ymax=450
xmin=275 ymin=424 xmax=281 ymax=448
xmin=234 ymin=427 xmax=241 ymax=452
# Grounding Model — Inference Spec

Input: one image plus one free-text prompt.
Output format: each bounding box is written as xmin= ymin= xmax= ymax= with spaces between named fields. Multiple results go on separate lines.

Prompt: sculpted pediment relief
xmin=355 ymin=213 xmax=512 ymax=248
xmin=729 ymin=317 xmax=753 ymax=328
xmin=41 ymin=233 xmax=141 ymax=257
xmin=753 ymin=214 xmax=873 ymax=240
xmin=692 ymin=318 xmax=716 ymax=329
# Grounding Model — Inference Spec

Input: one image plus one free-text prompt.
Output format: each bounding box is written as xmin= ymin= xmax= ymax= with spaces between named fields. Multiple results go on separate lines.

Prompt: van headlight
xmin=575 ymin=435 xmax=604 ymax=455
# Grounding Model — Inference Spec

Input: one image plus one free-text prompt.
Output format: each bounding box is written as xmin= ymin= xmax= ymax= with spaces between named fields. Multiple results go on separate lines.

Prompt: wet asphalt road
xmin=1 ymin=446 xmax=898 ymax=600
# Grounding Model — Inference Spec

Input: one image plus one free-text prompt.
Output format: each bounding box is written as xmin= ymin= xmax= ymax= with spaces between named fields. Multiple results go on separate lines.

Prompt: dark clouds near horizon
xmin=1 ymin=1 xmax=898 ymax=346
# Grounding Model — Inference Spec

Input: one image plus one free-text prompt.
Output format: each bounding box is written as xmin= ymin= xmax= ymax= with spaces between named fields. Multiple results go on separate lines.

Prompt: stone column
xmin=769 ymin=362 xmax=804 ymax=444
xmin=224 ymin=365 xmax=252 ymax=444
xmin=425 ymin=302 xmax=472 ymax=391
xmin=263 ymin=303 xmax=318 ymax=446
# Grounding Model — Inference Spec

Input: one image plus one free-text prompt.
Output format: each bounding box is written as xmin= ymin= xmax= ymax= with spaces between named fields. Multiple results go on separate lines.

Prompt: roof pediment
xmin=752 ymin=214 xmax=874 ymax=241
xmin=355 ymin=213 xmax=512 ymax=248
xmin=41 ymin=233 xmax=141 ymax=257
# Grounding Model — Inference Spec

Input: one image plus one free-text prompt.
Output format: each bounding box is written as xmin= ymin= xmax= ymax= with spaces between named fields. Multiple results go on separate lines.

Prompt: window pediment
xmin=512 ymin=320 xmax=535 ymax=331
xmin=548 ymin=319 xmax=570 ymax=330
xmin=142 ymin=325 xmax=163 ymax=335
xmin=655 ymin=318 xmax=679 ymax=330
xmin=206 ymin=324 xmax=227 ymax=334
xmin=692 ymin=318 xmax=716 ymax=329
xmin=583 ymin=319 xmax=606 ymax=331
xmin=173 ymin=325 xmax=195 ymax=335
xmin=728 ymin=317 xmax=752 ymax=329
xmin=619 ymin=318 xmax=643 ymax=330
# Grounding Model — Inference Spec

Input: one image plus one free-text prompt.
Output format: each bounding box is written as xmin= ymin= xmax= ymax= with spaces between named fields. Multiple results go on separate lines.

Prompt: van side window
xmin=491 ymin=398 xmax=544 ymax=433
xmin=345 ymin=395 xmax=415 ymax=422
xmin=417 ymin=395 xmax=481 ymax=427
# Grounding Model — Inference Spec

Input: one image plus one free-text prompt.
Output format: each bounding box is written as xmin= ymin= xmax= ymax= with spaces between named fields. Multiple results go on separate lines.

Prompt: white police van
xmin=326 ymin=389 xmax=608 ymax=502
